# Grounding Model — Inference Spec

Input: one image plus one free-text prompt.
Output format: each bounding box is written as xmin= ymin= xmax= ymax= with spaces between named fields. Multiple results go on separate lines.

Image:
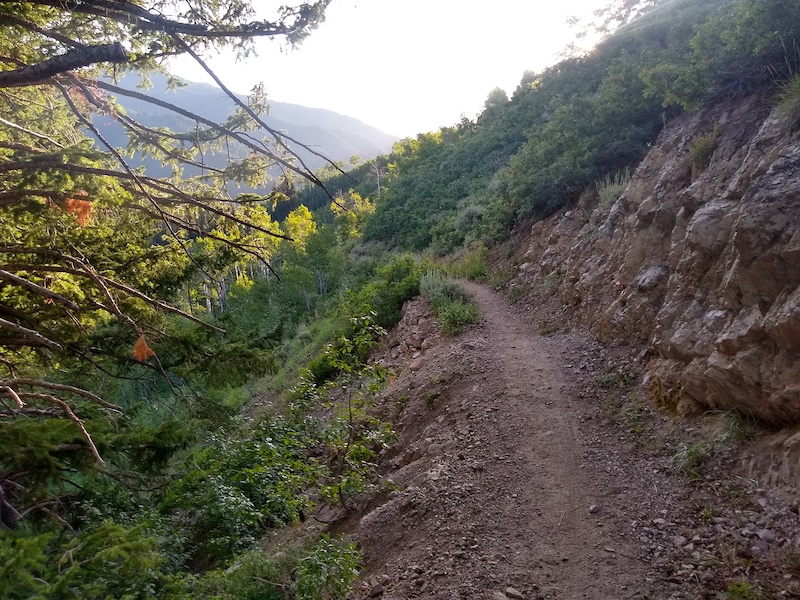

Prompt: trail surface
xmin=350 ymin=283 xmax=702 ymax=600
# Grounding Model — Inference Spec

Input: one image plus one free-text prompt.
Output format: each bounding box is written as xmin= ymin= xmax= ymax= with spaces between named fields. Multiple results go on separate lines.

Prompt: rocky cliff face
xmin=516 ymin=92 xmax=800 ymax=425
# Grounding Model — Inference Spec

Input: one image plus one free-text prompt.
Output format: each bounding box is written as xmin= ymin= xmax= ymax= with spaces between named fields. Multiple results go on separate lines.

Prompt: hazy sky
xmin=171 ymin=0 xmax=608 ymax=138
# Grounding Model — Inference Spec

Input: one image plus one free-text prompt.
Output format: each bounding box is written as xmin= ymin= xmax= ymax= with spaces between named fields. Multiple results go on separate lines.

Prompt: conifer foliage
xmin=0 ymin=0 xmax=331 ymax=533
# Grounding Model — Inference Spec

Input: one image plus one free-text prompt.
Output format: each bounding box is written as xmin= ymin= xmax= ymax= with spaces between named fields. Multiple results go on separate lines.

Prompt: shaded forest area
xmin=2 ymin=0 xmax=800 ymax=598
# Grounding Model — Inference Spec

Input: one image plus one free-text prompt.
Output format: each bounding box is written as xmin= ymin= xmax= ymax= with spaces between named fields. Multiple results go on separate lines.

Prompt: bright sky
xmin=171 ymin=0 xmax=608 ymax=138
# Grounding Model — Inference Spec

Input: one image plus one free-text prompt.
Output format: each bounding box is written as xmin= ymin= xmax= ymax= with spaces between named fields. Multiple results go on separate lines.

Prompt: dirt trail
xmin=350 ymin=283 xmax=699 ymax=600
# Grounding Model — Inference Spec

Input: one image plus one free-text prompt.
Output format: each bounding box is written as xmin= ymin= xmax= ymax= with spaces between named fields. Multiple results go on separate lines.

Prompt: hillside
xmin=97 ymin=72 xmax=398 ymax=179
xmin=302 ymin=0 xmax=800 ymax=427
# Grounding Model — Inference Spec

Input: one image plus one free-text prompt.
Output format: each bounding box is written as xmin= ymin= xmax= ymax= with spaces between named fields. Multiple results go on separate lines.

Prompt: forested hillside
xmin=2 ymin=0 xmax=800 ymax=598
xmin=299 ymin=0 xmax=800 ymax=254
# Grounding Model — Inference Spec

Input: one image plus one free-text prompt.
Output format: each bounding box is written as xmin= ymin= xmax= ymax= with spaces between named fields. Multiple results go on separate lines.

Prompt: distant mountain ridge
xmin=98 ymin=73 xmax=398 ymax=184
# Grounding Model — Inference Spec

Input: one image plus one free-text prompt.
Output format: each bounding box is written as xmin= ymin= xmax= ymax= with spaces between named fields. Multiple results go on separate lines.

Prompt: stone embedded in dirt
xmin=505 ymin=587 xmax=525 ymax=600
xmin=757 ymin=528 xmax=776 ymax=542
xmin=368 ymin=582 xmax=385 ymax=597
xmin=589 ymin=504 xmax=600 ymax=514
xmin=672 ymin=535 xmax=688 ymax=547
xmin=492 ymin=593 xmax=510 ymax=600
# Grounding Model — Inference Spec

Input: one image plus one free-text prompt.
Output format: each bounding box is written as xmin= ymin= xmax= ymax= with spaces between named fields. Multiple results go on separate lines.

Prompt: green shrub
xmin=295 ymin=536 xmax=361 ymax=600
xmin=689 ymin=125 xmax=722 ymax=173
xmin=777 ymin=73 xmax=800 ymax=129
xmin=342 ymin=255 xmax=422 ymax=328
xmin=725 ymin=581 xmax=769 ymax=600
xmin=160 ymin=419 xmax=318 ymax=567
xmin=595 ymin=168 xmax=631 ymax=211
xmin=449 ymin=243 xmax=488 ymax=280
xmin=419 ymin=271 xmax=480 ymax=335
xmin=420 ymin=270 xmax=472 ymax=308
xmin=438 ymin=301 xmax=479 ymax=335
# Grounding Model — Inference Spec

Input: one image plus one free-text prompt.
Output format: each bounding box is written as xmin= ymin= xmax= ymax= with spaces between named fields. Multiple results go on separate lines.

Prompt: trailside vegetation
xmin=0 ymin=1 xmax=425 ymax=597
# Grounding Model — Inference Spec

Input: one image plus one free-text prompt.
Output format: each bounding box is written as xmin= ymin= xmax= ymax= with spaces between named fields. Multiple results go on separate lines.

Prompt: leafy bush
xmin=295 ymin=536 xmax=361 ymax=600
xmin=449 ymin=244 xmax=488 ymax=280
xmin=341 ymin=254 xmax=422 ymax=328
xmin=160 ymin=419 xmax=318 ymax=567
xmin=420 ymin=270 xmax=472 ymax=307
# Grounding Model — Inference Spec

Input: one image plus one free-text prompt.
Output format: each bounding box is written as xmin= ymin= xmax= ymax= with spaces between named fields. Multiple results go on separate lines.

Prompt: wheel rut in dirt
xmin=352 ymin=282 xmax=672 ymax=599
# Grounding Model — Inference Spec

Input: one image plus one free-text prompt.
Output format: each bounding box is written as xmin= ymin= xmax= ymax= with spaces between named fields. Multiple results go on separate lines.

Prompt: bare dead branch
xmin=19 ymin=393 xmax=105 ymax=466
xmin=3 ymin=379 xmax=122 ymax=412
xmin=173 ymin=35 xmax=344 ymax=203
xmin=89 ymin=78 xmax=322 ymax=188
xmin=0 ymin=385 xmax=24 ymax=408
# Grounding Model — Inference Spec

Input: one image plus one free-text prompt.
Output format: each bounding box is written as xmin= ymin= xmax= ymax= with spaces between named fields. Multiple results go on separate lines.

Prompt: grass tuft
xmin=420 ymin=270 xmax=480 ymax=335
xmin=595 ymin=168 xmax=631 ymax=211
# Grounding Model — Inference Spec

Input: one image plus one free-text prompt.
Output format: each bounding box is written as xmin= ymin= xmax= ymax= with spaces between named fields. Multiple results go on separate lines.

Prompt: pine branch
xmin=0 ymin=258 xmax=226 ymax=333
xmin=0 ymin=43 xmax=127 ymax=88
xmin=0 ymin=0 xmax=324 ymax=39
xmin=0 ymin=115 xmax=64 ymax=147
xmin=3 ymin=379 xmax=122 ymax=412
xmin=0 ymin=269 xmax=80 ymax=311
xmin=15 ymin=392 xmax=105 ymax=466
xmin=0 ymin=156 xmax=293 ymax=241
xmin=0 ymin=316 xmax=62 ymax=350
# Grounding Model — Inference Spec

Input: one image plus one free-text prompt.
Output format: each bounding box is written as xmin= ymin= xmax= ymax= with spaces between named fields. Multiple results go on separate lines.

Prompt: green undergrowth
xmin=420 ymin=270 xmax=480 ymax=335
xmin=0 ymin=312 xmax=391 ymax=599
xmin=1 ymin=249 xmax=421 ymax=598
xmin=777 ymin=73 xmax=800 ymax=129
xmin=671 ymin=410 xmax=760 ymax=482
xmin=447 ymin=243 xmax=488 ymax=281
xmin=265 ymin=254 xmax=422 ymax=391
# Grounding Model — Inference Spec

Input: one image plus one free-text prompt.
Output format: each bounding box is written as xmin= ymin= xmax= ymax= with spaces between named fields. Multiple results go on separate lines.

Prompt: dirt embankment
xmin=343 ymin=284 xmax=800 ymax=600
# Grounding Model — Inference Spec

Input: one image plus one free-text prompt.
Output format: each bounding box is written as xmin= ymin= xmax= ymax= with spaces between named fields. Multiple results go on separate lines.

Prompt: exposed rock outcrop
xmin=517 ymin=92 xmax=800 ymax=425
